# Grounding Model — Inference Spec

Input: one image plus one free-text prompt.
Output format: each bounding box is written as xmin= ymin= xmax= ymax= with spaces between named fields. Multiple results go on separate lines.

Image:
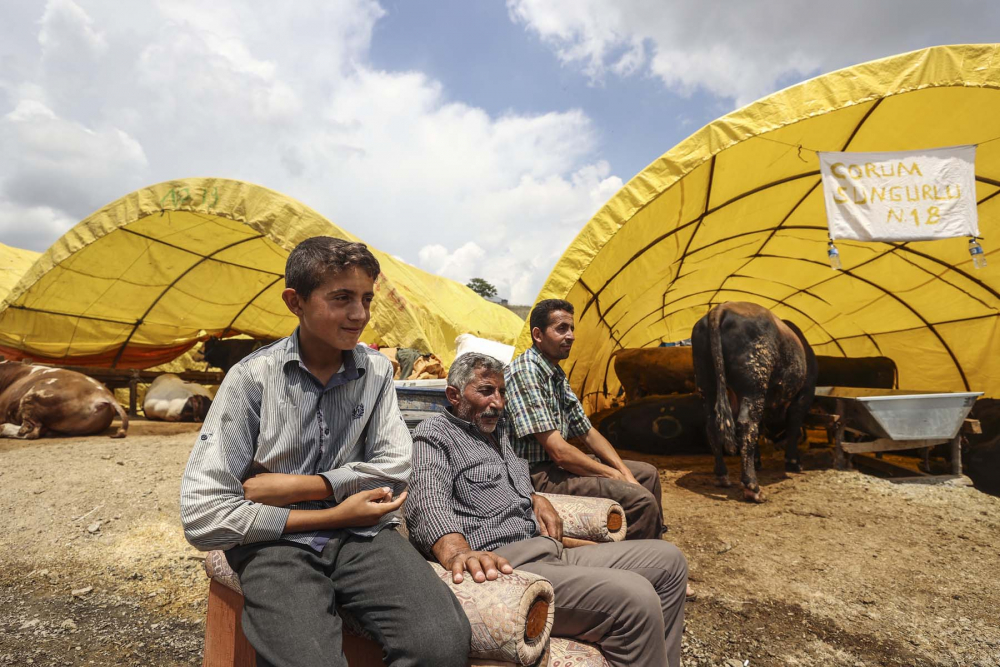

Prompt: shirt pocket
xmin=508 ymin=456 xmax=536 ymax=498
xmin=456 ymin=462 xmax=513 ymax=519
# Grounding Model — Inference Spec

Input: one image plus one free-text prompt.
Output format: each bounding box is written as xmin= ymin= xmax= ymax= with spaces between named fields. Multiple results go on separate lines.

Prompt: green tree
xmin=466 ymin=277 xmax=498 ymax=299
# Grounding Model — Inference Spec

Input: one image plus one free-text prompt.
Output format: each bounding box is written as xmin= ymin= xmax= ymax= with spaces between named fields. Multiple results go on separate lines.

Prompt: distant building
xmin=486 ymin=294 xmax=509 ymax=306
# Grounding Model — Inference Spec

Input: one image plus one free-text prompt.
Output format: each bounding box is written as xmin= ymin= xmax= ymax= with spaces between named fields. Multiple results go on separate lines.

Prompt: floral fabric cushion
xmin=538 ymin=493 xmax=627 ymax=543
xmin=548 ymin=637 xmax=610 ymax=666
xmin=204 ymin=549 xmax=554 ymax=666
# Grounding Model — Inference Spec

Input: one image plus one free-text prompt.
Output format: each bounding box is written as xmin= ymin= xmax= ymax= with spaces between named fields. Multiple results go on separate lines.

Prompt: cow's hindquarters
xmin=45 ymin=397 xmax=117 ymax=436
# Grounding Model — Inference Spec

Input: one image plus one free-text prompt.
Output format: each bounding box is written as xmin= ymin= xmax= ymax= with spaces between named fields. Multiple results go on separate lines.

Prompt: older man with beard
xmin=405 ymin=353 xmax=688 ymax=667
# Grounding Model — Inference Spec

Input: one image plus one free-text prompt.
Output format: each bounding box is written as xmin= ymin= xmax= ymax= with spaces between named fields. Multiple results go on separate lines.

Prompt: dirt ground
xmin=2 ymin=422 xmax=999 ymax=667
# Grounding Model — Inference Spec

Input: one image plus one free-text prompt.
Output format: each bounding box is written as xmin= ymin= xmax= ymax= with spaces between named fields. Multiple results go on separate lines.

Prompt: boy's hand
xmin=335 ymin=487 xmax=407 ymax=528
xmin=243 ymin=473 xmax=330 ymax=506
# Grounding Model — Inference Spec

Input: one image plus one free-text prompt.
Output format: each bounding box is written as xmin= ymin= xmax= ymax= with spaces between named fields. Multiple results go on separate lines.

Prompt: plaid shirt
xmin=406 ymin=409 xmax=539 ymax=554
xmin=504 ymin=345 xmax=592 ymax=464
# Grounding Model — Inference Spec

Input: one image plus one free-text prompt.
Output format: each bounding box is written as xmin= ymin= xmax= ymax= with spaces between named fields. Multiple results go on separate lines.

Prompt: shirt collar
xmin=526 ymin=344 xmax=564 ymax=381
xmin=283 ymin=327 xmax=365 ymax=389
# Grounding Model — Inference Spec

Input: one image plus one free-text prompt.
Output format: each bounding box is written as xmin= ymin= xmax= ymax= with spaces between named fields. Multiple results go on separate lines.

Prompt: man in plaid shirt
xmin=505 ymin=299 xmax=665 ymax=540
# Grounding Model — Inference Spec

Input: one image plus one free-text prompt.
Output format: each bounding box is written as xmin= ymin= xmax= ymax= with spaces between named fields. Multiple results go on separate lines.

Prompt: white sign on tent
xmin=818 ymin=145 xmax=978 ymax=242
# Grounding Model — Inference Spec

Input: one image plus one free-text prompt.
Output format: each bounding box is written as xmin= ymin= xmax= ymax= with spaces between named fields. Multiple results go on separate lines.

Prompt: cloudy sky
xmin=1 ymin=1 xmax=996 ymax=303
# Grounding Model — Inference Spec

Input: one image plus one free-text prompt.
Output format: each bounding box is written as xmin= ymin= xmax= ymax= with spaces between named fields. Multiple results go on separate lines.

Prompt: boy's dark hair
xmin=530 ymin=299 xmax=575 ymax=336
xmin=285 ymin=237 xmax=381 ymax=299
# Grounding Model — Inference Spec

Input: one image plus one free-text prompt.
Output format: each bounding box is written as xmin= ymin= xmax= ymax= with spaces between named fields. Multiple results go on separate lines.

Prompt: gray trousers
xmin=529 ymin=459 xmax=665 ymax=539
xmin=225 ymin=528 xmax=470 ymax=667
xmin=495 ymin=536 xmax=687 ymax=667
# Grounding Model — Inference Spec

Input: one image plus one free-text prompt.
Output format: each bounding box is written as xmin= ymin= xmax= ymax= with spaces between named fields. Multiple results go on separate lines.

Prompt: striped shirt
xmin=405 ymin=409 xmax=539 ymax=554
xmin=504 ymin=345 xmax=592 ymax=464
xmin=180 ymin=330 xmax=411 ymax=552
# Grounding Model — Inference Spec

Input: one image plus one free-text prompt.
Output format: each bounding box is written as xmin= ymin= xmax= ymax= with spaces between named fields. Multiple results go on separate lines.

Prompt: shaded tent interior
xmin=0 ymin=178 xmax=523 ymax=369
xmin=516 ymin=44 xmax=1000 ymax=412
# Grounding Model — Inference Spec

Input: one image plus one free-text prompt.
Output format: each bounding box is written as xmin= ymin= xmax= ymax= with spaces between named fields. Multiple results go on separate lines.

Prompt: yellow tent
xmin=0 ymin=242 xmax=40 ymax=303
xmin=0 ymin=178 xmax=523 ymax=368
xmin=517 ymin=44 xmax=1000 ymax=412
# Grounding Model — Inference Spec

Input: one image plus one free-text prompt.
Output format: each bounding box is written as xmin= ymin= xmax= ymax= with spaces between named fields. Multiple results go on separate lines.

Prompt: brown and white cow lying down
xmin=143 ymin=374 xmax=212 ymax=422
xmin=0 ymin=361 xmax=129 ymax=439
xmin=691 ymin=302 xmax=818 ymax=503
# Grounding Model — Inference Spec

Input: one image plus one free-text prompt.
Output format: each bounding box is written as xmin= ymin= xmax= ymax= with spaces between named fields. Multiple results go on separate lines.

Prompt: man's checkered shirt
xmin=504 ymin=345 xmax=592 ymax=464
xmin=406 ymin=409 xmax=539 ymax=554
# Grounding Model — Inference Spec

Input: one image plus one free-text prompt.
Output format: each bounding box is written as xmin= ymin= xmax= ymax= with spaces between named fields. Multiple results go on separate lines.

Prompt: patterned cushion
xmin=471 ymin=639 xmax=550 ymax=666
xmin=538 ymin=493 xmax=627 ymax=543
xmin=204 ymin=550 xmax=242 ymax=594
xmin=204 ymin=550 xmax=554 ymax=666
xmin=429 ymin=561 xmax=553 ymax=666
xmin=548 ymin=637 xmax=609 ymax=667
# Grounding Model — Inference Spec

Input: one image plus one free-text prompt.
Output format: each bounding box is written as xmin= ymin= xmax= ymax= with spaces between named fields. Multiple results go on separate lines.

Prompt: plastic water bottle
xmin=827 ymin=242 xmax=842 ymax=271
xmin=969 ymin=239 xmax=987 ymax=269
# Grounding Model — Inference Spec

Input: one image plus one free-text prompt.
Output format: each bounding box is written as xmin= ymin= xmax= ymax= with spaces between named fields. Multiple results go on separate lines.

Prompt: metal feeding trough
xmin=812 ymin=387 xmax=982 ymax=475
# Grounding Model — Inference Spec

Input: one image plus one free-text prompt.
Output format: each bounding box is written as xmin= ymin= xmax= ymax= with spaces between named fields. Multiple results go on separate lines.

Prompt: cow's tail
xmin=106 ymin=399 xmax=129 ymax=438
xmin=708 ymin=306 xmax=737 ymax=456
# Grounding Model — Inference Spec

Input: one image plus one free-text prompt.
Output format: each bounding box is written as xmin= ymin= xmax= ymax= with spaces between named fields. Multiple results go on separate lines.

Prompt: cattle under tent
xmin=0 ymin=178 xmax=523 ymax=370
xmin=516 ymin=44 xmax=1000 ymax=416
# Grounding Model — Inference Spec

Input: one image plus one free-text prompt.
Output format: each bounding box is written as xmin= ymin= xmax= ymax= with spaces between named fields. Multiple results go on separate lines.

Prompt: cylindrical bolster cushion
xmin=205 ymin=549 xmax=554 ymax=665
xmin=538 ymin=493 xmax=627 ymax=543
xmin=471 ymin=639 xmax=552 ymax=667
xmin=430 ymin=562 xmax=554 ymax=666
xmin=547 ymin=637 xmax=609 ymax=666
xmin=204 ymin=550 xmax=242 ymax=594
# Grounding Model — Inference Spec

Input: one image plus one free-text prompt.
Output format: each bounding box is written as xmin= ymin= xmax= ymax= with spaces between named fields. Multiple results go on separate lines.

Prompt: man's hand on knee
xmin=531 ymin=494 xmax=563 ymax=542
xmin=431 ymin=534 xmax=513 ymax=584
xmin=617 ymin=466 xmax=639 ymax=486
xmin=447 ymin=550 xmax=513 ymax=584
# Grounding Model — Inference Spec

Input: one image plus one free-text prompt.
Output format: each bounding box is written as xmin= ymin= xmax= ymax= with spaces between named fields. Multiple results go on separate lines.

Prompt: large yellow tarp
xmin=0 ymin=178 xmax=523 ymax=368
xmin=517 ymin=44 xmax=1000 ymax=411
xmin=0 ymin=242 xmax=40 ymax=303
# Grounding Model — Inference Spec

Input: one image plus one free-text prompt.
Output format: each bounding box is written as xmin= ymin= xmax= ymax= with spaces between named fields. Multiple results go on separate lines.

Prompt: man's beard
xmin=457 ymin=403 xmax=501 ymax=433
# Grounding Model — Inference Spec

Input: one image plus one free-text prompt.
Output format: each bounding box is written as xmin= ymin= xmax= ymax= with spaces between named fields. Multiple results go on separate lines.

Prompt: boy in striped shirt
xmin=181 ymin=237 xmax=469 ymax=667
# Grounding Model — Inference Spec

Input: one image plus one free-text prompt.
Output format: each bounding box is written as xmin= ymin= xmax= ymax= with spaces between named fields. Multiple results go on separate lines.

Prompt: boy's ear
xmin=281 ymin=288 xmax=304 ymax=316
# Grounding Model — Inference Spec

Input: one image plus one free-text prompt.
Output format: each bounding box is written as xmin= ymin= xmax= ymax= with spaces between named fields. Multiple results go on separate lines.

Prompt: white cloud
xmin=419 ymin=242 xmax=486 ymax=283
xmin=39 ymin=0 xmax=108 ymax=59
xmin=1 ymin=99 xmax=147 ymax=217
xmin=417 ymin=161 xmax=622 ymax=303
xmin=0 ymin=204 xmax=75 ymax=251
xmin=508 ymin=0 xmax=1000 ymax=105
xmin=0 ymin=0 xmax=616 ymax=304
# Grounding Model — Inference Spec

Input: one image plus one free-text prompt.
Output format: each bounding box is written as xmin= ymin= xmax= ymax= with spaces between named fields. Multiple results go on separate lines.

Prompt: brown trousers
xmin=529 ymin=459 xmax=664 ymax=539
xmin=495 ymin=536 xmax=687 ymax=667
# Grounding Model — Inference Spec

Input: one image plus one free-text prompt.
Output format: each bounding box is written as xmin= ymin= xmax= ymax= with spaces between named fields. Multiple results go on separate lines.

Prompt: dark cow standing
xmin=691 ymin=302 xmax=817 ymax=502
xmin=0 ymin=361 xmax=129 ymax=438
xmin=200 ymin=337 xmax=276 ymax=373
